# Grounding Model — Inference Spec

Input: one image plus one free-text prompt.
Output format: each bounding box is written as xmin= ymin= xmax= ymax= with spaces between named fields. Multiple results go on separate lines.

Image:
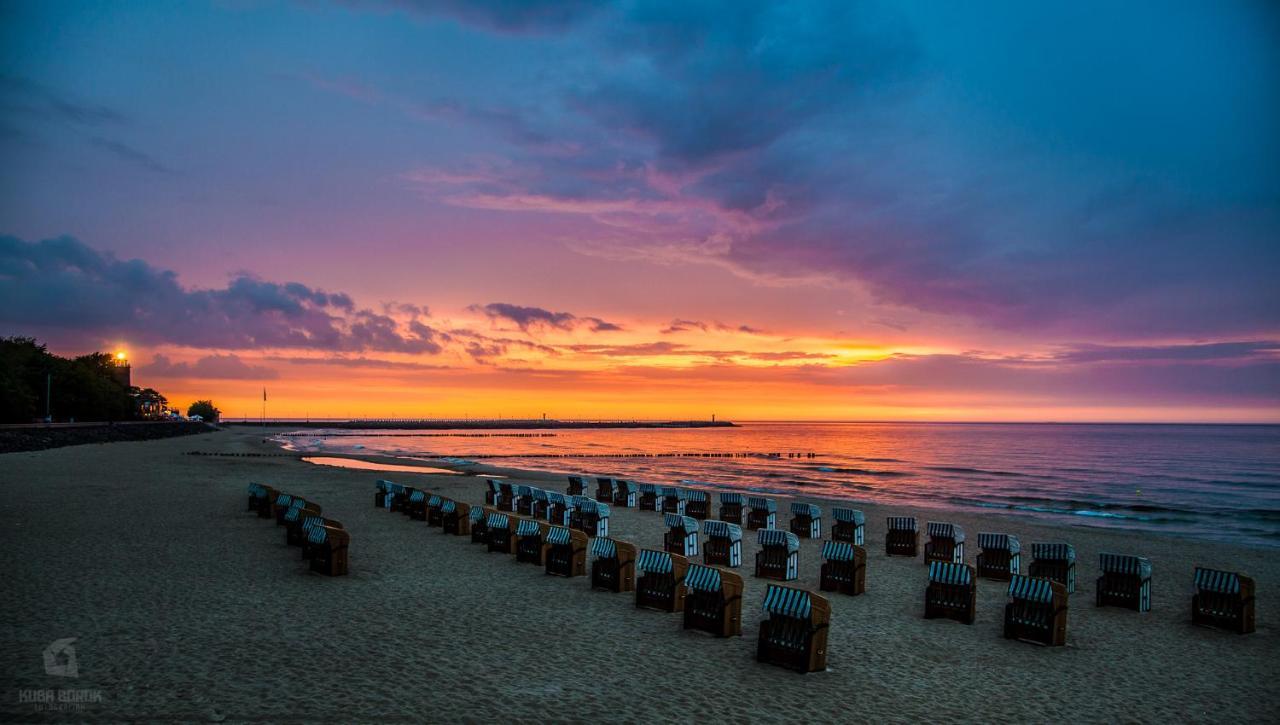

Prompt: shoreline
xmin=2 ymin=429 xmax=1276 ymax=722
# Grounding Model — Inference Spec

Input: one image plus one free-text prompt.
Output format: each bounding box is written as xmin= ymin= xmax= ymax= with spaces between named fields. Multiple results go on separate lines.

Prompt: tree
xmin=187 ymin=400 xmax=221 ymax=422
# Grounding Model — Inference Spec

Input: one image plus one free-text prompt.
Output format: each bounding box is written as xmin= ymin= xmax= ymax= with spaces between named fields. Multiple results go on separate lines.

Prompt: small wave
xmin=817 ymin=467 xmax=907 ymax=477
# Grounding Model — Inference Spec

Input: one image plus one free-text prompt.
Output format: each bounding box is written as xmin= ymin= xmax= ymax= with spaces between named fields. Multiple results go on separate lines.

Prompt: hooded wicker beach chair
xmin=638 ymin=483 xmax=659 ymax=511
xmin=1096 ymin=553 xmax=1152 ymax=612
xmin=275 ymin=495 xmax=320 ymax=525
xmin=567 ymin=475 xmax=588 ymax=496
xmin=407 ymin=490 xmax=428 ymax=521
xmin=545 ymin=526 xmax=589 ymax=577
xmin=484 ymin=479 xmax=502 ymax=506
xmin=661 ymin=487 xmax=688 ymax=515
xmin=248 ymin=483 xmax=276 ymax=513
xmin=635 ymin=548 xmax=689 ymax=612
xmin=613 ymin=480 xmax=638 ymax=508
xmin=820 ymin=540 xmax=866 ymax=596
xmin=284 ymin=507 xmax=324 ymax=546
xmin=470 ymin=507 xmax=491 ymax=544
xmin=515 ymin=485 xmax=538 ymax=517
xmin=977 ymin=532 xmax=1021 ymax=580
xmin=685 ymin=490 xmax=711 ymax=520
xmin=746 ymin=496 xmax=777 ymax=530
xmin=546 ymin=492 xmax=574 ymax=527
xmin=925 ymin=561 xmax=976 ymax=624
xmin=664 ymin=513 xmax=700 ymax=557
xmin=373 ymin=480 xmax=392 ymax=509
xmin=755 ymin=529 xmax=800 ymax=581
xmin=486 ymin=512 xmax=515 ymax=554
xmin=441 ymin=499 xmax=472 ymax=536
xmin=831 ymin=507 xmax=865 ymax=545
xmin=719 ymin=492 xmax=744 ymax=525
xmin=531 ymin=487 xmax=550 ymax=519
xmin=1029 ymin=542 xmax=1077 ymax=593
xmin=591 ymin=537 xmax=637 ymax=592
xmin=683 ymin=564 xmax=744 ymax=637
xmin=790 ymin=503 xmax=822 ymax=539
xmin=425 ymin=494 xmax=446 ymax=526
xmin=1004 ymin=574 xmax=1068 ymax=646
xmin=1192 ymin=567 xmax=1255 ymax=634
xmin=595 ymin=477 xmax=617 ymax=502
xmin=299 ymin=515 xmax=342 ymax=558
xmin=379 ymin=481 xmax=406 ymax=512
xmin=515 ymin=518 xmax=549 ymax=565
xmin=579 ymin=499 xmax=611 ymax=537
xmin=497 ymin=481 xmax=517 ymax=512
xmin=756 ymin=585 xmax=830 ymax=673
xmin=703 ymin=520 xmax=743 ymax=567
xmin=925 ymin=522 xmax=965 ymax=564
xmin=886 ymin=516 xmax=919 ymax=557
xmin=306 ymin=523 xmax=350 ymax=576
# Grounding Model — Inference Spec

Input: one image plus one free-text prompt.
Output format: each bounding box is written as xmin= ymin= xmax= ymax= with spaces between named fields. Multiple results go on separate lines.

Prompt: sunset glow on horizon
xmin=2 ymin=1 xmax=1277 ymax=423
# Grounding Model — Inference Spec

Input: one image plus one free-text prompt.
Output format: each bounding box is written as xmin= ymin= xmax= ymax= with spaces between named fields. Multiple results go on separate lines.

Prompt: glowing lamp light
xmin=115 ymin=352 xmax=128 ymax=362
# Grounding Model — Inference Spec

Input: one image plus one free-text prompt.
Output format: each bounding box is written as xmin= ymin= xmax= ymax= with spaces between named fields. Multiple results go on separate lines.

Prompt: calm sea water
xmin=281 ymin=422 xmax=1280 ymax=548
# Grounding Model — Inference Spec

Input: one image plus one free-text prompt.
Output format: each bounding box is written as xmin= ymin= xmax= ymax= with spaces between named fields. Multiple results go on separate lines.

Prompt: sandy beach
xmin=2 ymin=429 xmax=1277 ymax=723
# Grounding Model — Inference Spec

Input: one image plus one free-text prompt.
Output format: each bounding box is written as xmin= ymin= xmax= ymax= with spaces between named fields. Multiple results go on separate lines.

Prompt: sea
xmin=279 ymin=422 xmax=1280 ymax=548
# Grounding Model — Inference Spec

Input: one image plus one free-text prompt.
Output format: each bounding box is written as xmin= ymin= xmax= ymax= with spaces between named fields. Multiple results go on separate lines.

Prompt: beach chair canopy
xmin=306 ymin=525 xmax=329 ymax=545
xmin=747 ymin=496 xmax=777 ymax=512
xmin=719 ymin=492 xmax=744 ymax=504
xmin=887 ymin=516 xmax=918 ymax=531
xmin=248 ymin=483 xmax=267 ymax=496
xmin=684 ymin=564 xmax=723 ymax=593
xmin=620 ymin=480 xmax=638 ymax=493
xmin=572 ymin=495 xmax=593 ymax=507
xmin=274 ymin=493 xmax=294 ymax=507
xmin=469 ymin=507 xmax=485 ymax=522
xmin=547 ymin=492 xmax=568 ymax=505
xmin=791 ymin=502 xmax=820 ymax=517
xmin=1031 ymin=542 xmax=1075 ymax=562
xmin=590 ymin=537 xmax=617 ymax=558
xmin=1193 ymin=567 xmax=1241 ymax=594
xmin=427 ymin=494 xmax=441 ymax=506
xmin=758 ymin=528 xmax=801 ymax=553
xmin=928 ymin=561 xmax=973 ymax=585
xmin=283 ymin=507 xmax=304 ymax=522
xmin=486 ymin=479 xmax=501 ymax=492
xmin=703 ymin=520 xmax=742 ymax=542
xmin=832 ymin=507 xmax=865 ymax=524
xmin=546 ymin=526 xmax=572 ymax=546
xmin=441 ymin=500 xmax=456 ymax=513
xmin=486 ymin=512 xmax=509 ymax=529
xmin=927 ymin=522 xmax=964 ymax=542
xmin=665 ymin=513 xmax=699 ymax=533
xmin=661 ymin=487 xmax=687 ymax=499
xmin=638 ymin=483 xmax=657 ymax=493
xmin=762 ymin=585 xmax=812 ymax=619
xmin=978 ymin=532 xmax=1020 ymax=553
xmin=637 ymin=549 xmax=674 ymax=575
xmin=408 ymin=490 xmax=425 ymax=503
xmin=374 ymin=480 xmax=392 ymax=492
xmin=821 ymin=540 xmax=857 ymax=562
xmin=516 ymin=485 xmax=533 ymax=496
xmin=1007 ymin=574 xmax=1055 ymax=603
xmin=516 ymin=519 xmax=541 ymax=537
xmin=532 ymin=488 xmax=548 ymax=501
xmin=686 ymin=490 xmax=708 ymax=502
xmin=1099 ymin=553 xmax=1152 ymax=578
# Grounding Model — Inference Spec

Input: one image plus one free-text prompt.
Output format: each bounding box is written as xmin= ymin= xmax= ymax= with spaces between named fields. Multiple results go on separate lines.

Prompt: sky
xmin=1 ymin=0 xmax=1278 ymax=422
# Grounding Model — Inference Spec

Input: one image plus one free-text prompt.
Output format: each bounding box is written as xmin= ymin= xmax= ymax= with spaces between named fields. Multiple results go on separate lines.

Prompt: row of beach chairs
xmin=246 ymin=483 xmax=349 ymax=576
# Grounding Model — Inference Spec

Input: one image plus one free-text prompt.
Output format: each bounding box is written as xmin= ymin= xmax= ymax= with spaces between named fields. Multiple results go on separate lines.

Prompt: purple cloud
xmin=141 ymin=353 xmax=278 ymax=380
xmin=469 ymin=302 xmax=622 ymax=333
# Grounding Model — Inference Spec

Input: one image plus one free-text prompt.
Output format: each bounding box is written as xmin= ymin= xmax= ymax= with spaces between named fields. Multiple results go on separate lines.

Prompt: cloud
xmin=660 ymin=319 xmax=707 ymax=334
xmin=357 ymin=0 xmax=601 ymax=34
xmin=0 ymin=235 xmax=446 ymax=353
xmin=141 ymin=353 xmax=279 ymax=380
xmin=0 ymin=74 xmax=125 ymax=127
xmin=469 ymin=302 xmax=622 ymax=333
xmin=89 ymin=137 xmax=171 ymax=174
xmin=1053 ymin=341 xmax=1280 ymax=364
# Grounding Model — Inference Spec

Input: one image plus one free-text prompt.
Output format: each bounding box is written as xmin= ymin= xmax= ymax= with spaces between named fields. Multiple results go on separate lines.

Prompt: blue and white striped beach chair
xmin=613 ymin=480 xmax=638 ymax=508
xmin=247 ymin=482 xmax=275 ymax=513
xmin=746 ymin=496 xmax=777 ymax=530
xmin=545 ymin=525 xmax=588 ymax=577
xmin=382 ymin=482 xmax=405 ymax=512
xmin=1029 ymin=542 xmax=1076 ymax=593
xmin=1004 ymin=574 xmax=1068 ymax=645
xmin=590 ymin=536 xmax=637 ymax=592
xmin=789 ymin=502 xmax=822 ymax=539
xmin=977 ymin=532 xmax=1020 ymax=580
xmin=515 ymin=518 xmax=546 ymax=565
xmin=567 ymin=475 xmax=588 ymax=496
xmin=925 ymin=522 xmax=965 ymax=564
xmin=530 ymin=487 xmax=550 ymax=518
xmin=546 ymin=492 xmax=574 ymax=526
xmin=638 ymin=482 xmax=658 ymax=511
xmin=664 ymin=513 xmax=700 ymax=557
xmin=755 ymin=529 xmax=800 ymax=581
xmin=886 ymin=516 xmax=919 ymax=556
xmin=831 ymin=507 xmax=865 ymax=545
xmin=304 ymin=520 xmax=350 ymax=576
xmin=484 ymin=479 xmax=502 ymax=506
xmin=636 ymin=548 xmax=689 ymax=612
xmin=485 ymin=512 xmax=513 ymax=554
xmin=1097 ymin=553 xmax=1152 ymax=612
xmin=579 ymin=498 xmax=610 ymax=537
xmin=1192 ymin=567 xmax=1255 ymax=633
xmin=515 ymin=485 xmax=537 ymax=517
xmin=570 ymin=495 xmax=594 ymax=530
xmin=685 ymin=489 xmax=710 ymax=519
xmin=703 ymin=520 xmax=742 ymax=567
xmin=820 ymin=540 xmax=866 ymax=595
xmin=406 ymin=490 xmax=428 ymax=520
xmin=660 ymin=487 xmax=688 ymax=515
xmin=683 ymin=563 xmax=745 ymax=637
xmin=757 ymin=585 xmax=831 ymax=672
xmin=718 ymin=492 xmax=745 ymax=524
xmin=925 ymin=561 xmax=976 ymax=624
xmin=595 ymin=477 xmax=617 ymax=502
xmin=426 ymin=494 xmax=445 ymax=526
xmin=371 ymin=480 xmax=392 ymax=510
xmin=469 ymin=506 xmax=489 ymax=544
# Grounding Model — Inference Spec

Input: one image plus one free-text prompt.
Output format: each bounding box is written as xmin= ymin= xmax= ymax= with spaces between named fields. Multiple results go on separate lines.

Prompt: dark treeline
xmin=0 ymin=337 xmax=167 ymax=424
